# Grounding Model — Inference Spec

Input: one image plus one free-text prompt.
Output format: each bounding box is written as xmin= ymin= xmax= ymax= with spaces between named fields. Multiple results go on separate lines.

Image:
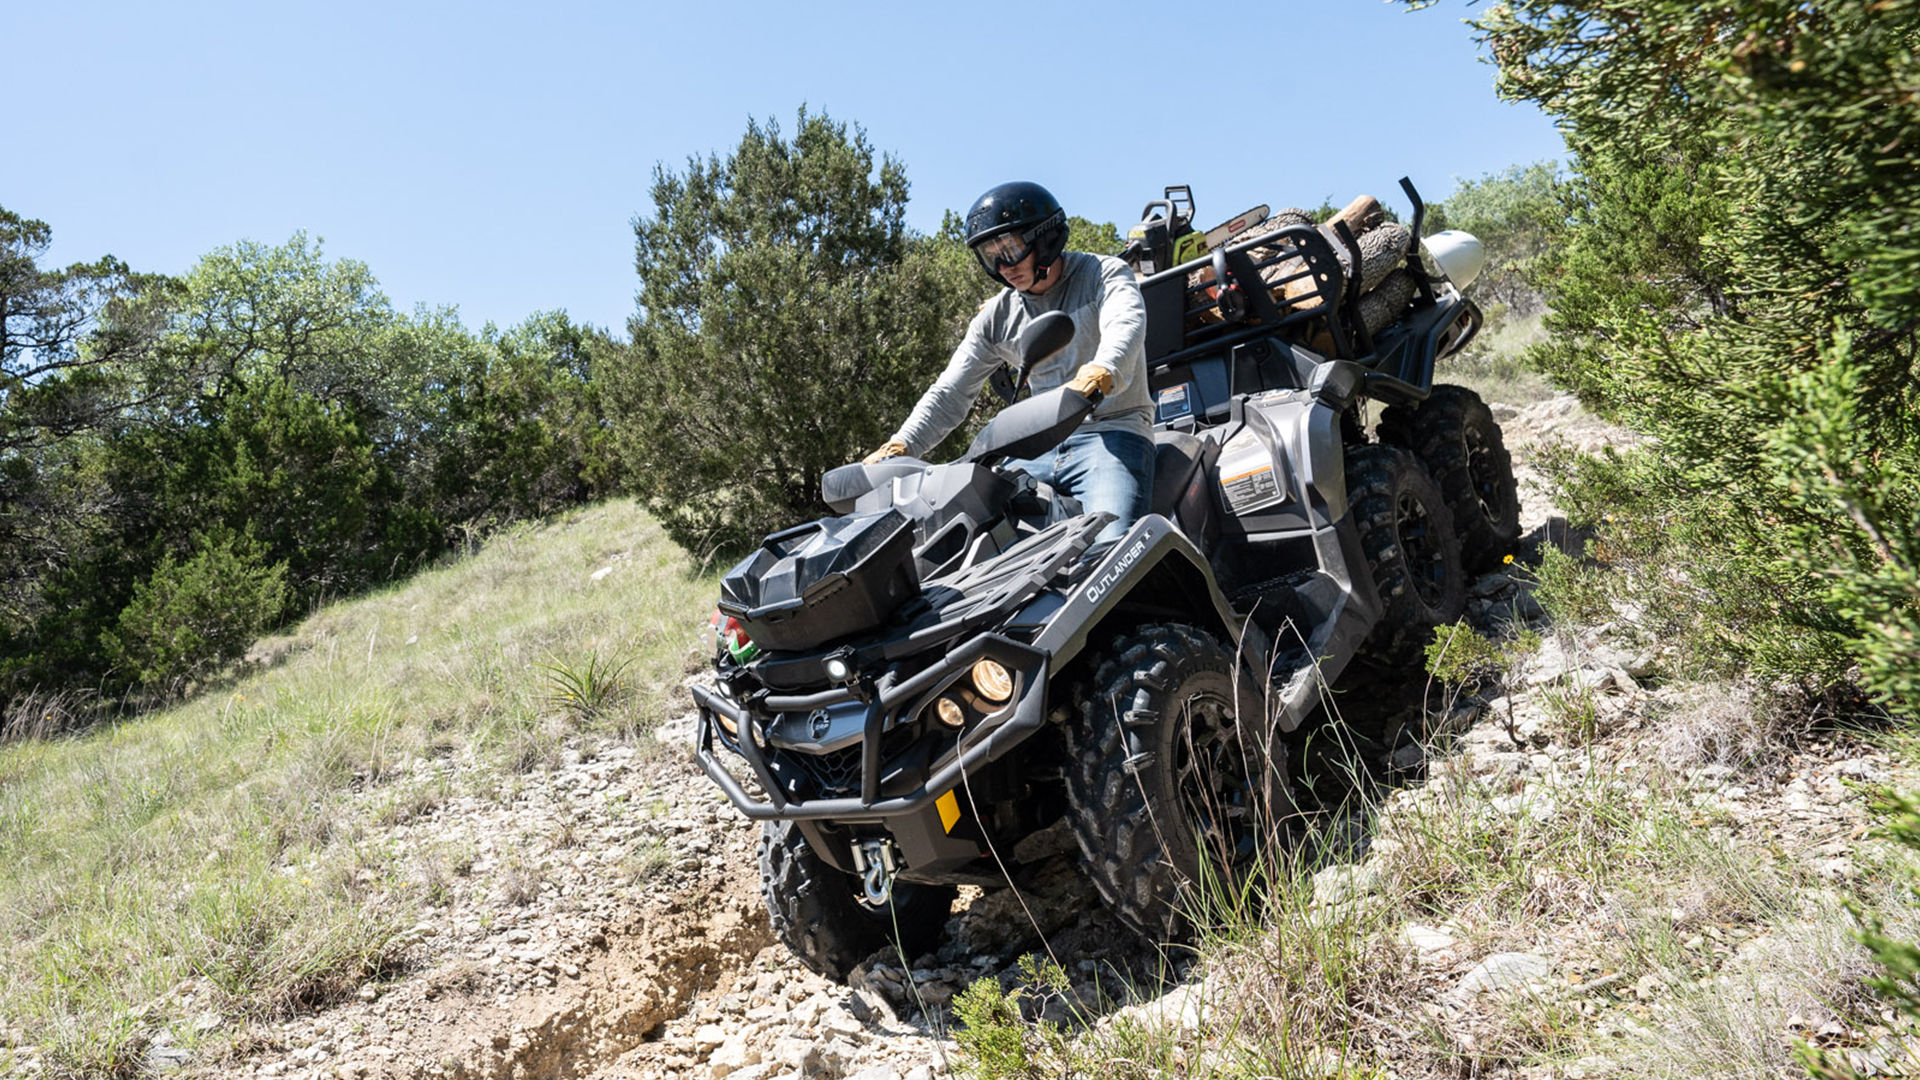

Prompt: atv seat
xmin=1150 ymin=430 xmax=1219 ymax=545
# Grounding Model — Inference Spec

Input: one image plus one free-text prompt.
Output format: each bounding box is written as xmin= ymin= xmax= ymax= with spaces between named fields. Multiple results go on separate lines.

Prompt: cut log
xmin=1358 ymin=269 xmax=1418 ymax=336
xmin=1180 ymin=198 xmax=1412 ymax=346
xmin=1279 ymin=198 xmax=1384 ymax=306
xmin=1324 ymin=194 xmax=1385 ymax=237
xmin=1268 ymin=207 xmax=1316 ymax=231
xmin=1334 ymin=222 xmax=1411 ymax=296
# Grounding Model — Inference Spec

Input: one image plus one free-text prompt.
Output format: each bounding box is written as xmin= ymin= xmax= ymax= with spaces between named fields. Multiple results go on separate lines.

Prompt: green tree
xmin=148 ymin=232 xmax=407 ymax=418
xmin=125 ymin=237 xmax=432 ymax=607
xmin=137 ymin=374 xmax=410 ymax=605
xmin=1409 ymin=0 xmax=1920 ymax=699
xmin=1 ymin=221 xmax=616 ymax=710
xmin=416 ymin=311 xmax=613 ymax=529
xmin=0 ymin=206 xmax=171 ymax=453
xmin=1067 ymin=216 xmax=1123 ymax=257
xmin=604 ymin=109 xmax=980 ymax=554
xmin=1427 ymin=161 xmax=1566 ymax=317
xmin=0 ymin=208 xmax=172 ymax=696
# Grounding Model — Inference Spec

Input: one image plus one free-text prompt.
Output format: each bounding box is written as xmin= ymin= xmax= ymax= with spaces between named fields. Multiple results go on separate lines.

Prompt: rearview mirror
xmin=960 ymin=386 xmax=1097 ymax=465
xmin=1012 ymin=311 xmax=1075 ymax=393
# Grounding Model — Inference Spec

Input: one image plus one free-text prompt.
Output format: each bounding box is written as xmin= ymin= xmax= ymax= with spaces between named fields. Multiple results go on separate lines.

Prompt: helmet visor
xmin=973 ymin=232 xmax=1032 ymax=270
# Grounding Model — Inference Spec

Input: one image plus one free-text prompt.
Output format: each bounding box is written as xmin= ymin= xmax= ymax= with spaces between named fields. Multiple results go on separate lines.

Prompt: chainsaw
xmin=1120 ymin=185 xmax=1269 ymax=276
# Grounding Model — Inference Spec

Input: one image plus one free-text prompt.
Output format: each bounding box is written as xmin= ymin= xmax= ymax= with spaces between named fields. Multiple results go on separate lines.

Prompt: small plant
xmin=496 ymin=855 xmax=542 ymax=907
xmin=619 ymin=838 xmax=673 ymax=883
xmin=448 ymin=845 xmax=477 ymax=878
xmin=538 ymin=648 xmax=634 ymax=723
xmin=1424 ymin=620 xmax=1506 ymax=692
xmin=374 ymin=778 xmax=446 ymax=828
xmin=418 ymin=856 xmax=455 ymax=908
xmin=1538 ymin=679 xmax=1601 ymax=745
xmin=1527 ymin=535 xmax=1617 ymax=629
xmin=951 ymin=956 xmax=1076 ymax=1080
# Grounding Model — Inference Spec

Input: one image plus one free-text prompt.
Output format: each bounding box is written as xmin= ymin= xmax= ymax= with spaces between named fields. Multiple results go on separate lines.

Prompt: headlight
xmin=971 ymin=658 xmax=1013 ymax=703
xmin=935 ymin=696 xmax=967 ymax=728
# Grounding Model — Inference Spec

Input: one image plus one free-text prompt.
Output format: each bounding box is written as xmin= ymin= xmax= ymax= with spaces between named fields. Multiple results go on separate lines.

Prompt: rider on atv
xmin=862 ymin=181 xmax=1155 ymax=545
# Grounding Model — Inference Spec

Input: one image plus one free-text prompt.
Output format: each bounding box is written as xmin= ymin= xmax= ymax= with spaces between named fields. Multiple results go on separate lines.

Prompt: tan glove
xmin=862 ymin=439 xmax=908 ymax=465
xmin=1064 ymin=364 xmax=1114 ymax=398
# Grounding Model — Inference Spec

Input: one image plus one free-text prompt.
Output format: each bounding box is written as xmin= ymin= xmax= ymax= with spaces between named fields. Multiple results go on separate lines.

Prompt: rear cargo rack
xmin=1140 ymin=177 xmax=1446 ymax=369
xmin=1139 ymin=222 xmax=1351 ymax=366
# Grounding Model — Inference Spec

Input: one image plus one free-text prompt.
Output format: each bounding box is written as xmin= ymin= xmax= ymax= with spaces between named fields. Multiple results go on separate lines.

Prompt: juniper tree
xmin=604 ymin=109 xmax=980 ymax=555
xmin=1410 ymin=0 xmax=1920 ymax=700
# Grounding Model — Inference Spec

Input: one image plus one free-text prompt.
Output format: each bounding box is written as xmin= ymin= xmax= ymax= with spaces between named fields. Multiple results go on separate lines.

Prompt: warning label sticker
xmin=1216 ymin=429 xmax=1287 ymax=514
xmin=1220 ymin=464 xmax=1281 ymax=513
xmin=1155 ymin=382 xmax=1192 ymax=422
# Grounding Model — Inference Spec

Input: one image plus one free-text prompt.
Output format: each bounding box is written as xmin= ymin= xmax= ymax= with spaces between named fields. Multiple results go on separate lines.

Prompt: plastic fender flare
xmin=1298 ymin=393 xmax=1350 ymax=524
xmin=1031 ymin=514 xmax=1258 ymax=675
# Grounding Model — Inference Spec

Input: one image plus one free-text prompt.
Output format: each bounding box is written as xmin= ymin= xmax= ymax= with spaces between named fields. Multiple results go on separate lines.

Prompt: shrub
xmin=1424 ymin=619 xmax=1507 ymax=692
xmin=101 ymin=534 xmax=288 ymax=694
xmin=951 ymin=958 xmax=1076 ymax=1080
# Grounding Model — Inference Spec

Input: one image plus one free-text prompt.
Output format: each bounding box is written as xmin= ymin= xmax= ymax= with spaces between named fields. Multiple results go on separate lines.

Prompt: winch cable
xmin=953 ymin=716 xmax=1068 ymax=975
xmin=883 ymin=890 xmax=955 ymax=1072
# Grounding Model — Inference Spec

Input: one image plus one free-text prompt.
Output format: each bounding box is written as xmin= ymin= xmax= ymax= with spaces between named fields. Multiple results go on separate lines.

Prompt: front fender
xmin=1028 ymin=514 xmax=1262 ymax=674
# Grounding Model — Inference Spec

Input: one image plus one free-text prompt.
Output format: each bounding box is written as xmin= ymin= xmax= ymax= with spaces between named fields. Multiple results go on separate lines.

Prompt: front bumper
xmin=694 ymin=633 xmax=1048 ymax=823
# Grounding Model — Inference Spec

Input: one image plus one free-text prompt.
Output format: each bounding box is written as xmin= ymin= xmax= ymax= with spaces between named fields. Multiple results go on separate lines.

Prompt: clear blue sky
xmin=4 ymin=0 xmax=1564 ymax=338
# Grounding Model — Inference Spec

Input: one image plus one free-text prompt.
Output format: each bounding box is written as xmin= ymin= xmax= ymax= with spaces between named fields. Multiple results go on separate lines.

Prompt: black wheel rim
xmin=1395 ymin=489 xmax=1450 ymax=607
xmin=1465 ymin=426 xmax=1505 ymax=522
xmin=1171 ymin=688 xmax=1256 ymax=866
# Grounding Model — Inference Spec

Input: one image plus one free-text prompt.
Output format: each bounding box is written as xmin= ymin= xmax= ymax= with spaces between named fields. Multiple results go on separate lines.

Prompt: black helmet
xmin=964 ymin=181 xmax=1069 ymax=288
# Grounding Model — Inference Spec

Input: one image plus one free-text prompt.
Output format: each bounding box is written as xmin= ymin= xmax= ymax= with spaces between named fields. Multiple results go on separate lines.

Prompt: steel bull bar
xmin=694 ymin=634 xmax=1048 ymax=821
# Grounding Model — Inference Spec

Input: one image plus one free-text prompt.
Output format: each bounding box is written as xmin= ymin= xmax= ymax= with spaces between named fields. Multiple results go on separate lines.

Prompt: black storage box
xmin=716 ymin=509 xmax=920 ymax=652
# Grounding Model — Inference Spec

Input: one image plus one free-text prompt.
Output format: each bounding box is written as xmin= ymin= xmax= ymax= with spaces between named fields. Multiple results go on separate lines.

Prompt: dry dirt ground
xmin=198 ymin=394 xmax=1906 ymax=1080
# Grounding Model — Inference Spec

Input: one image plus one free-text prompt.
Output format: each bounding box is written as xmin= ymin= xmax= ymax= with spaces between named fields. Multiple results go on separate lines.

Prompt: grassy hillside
xmin=0 ymin=501 xmax=720 ymax=1077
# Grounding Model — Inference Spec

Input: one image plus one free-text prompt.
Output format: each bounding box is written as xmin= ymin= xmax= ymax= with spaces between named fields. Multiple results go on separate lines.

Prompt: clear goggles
xmin=973 ymin=231 xmax=1033 ymax=270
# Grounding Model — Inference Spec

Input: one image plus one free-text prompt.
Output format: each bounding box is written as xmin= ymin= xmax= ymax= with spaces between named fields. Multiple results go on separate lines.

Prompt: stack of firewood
xmin=1191 ymin=195 xmax=1416 ymax=344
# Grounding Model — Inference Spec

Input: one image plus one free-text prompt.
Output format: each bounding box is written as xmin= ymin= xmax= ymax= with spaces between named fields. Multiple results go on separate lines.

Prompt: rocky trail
xmin=209 ymin=393 xmax=1907 ymax=1080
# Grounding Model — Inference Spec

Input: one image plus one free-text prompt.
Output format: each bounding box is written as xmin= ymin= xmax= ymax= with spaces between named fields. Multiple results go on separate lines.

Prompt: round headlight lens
xmin=825 ymin=657 xmax=851 ymax=682
xmin=935 ymin=696 xmax=967 ymax=728
xmin=971 ymin=658 xmax=1014 ymax=703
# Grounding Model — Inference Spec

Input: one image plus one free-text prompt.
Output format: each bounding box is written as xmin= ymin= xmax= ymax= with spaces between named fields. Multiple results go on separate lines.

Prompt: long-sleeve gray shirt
xmin=892 ymin=251 xmax=1153 ymax=456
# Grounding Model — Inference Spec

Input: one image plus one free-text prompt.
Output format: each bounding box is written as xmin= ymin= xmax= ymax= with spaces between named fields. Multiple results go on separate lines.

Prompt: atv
xmin=693 ymin=178 xmax=1520 ymax=979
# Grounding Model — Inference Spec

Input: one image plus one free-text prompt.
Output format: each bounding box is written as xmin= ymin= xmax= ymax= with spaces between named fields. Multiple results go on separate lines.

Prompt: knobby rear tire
xmin=1379 ymin=384 xmax=1520 ymax=573
xmin=1347 ymin=444 xmax=1467 ymax=662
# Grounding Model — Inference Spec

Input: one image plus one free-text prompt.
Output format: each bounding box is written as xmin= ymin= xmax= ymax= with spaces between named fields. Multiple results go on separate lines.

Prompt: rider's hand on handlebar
xmin=1065 ymin=363 xmax=1114 ymax=401
xmin=863 ymin=439 xmax=908 ymax=465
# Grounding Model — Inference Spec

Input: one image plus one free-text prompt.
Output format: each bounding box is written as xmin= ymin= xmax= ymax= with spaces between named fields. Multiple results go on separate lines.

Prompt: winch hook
xmin=851 ymin=837 xmax=899 ymax=907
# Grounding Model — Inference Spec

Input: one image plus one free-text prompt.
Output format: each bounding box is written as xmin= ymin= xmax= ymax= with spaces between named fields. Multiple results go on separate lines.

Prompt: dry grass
xmin=0 ymin=500 xmax=720 ymax=1077
xmin=1650 ymin=679 xmax=1821 ymax=771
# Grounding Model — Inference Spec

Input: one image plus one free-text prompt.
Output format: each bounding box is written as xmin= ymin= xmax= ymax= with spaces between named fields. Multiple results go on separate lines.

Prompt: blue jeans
xmin=1005 ymin=429 xmax=1155 ymax=545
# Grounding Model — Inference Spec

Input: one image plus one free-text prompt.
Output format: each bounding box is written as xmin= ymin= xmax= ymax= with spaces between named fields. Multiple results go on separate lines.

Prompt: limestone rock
xmin=1450 ymin=952 xmax=1553 ymax=1005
